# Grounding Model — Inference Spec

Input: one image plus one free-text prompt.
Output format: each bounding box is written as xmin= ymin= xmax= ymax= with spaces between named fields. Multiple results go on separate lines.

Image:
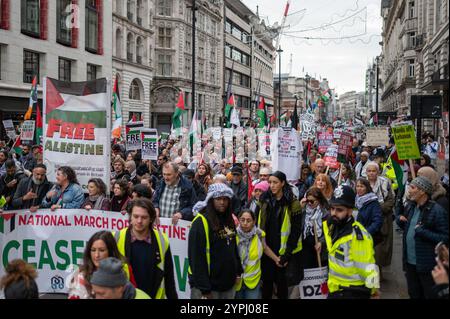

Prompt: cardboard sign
xmin=20 ymin=120 xmax=36 ymax=141
xmin=391 ymin=124 xmax=421 ymax=160
xmin=126 ymin=121 xmax=144 ymax=150
xmin=317 ymin=131 xmax=334 ymax=153
xmin=2 ymin=119 xmax=16 ymax=140
xmin=300 ymin=113 xmax=316 ymax=141
xmin=366 ymin=127 xmax=389 ymax=146
xmin=337 ymin=132 xmax=353 ymax=163
xmin=141 ymin=128 xmax=158 ymax=160
xmin=299 ymin=267 xmax=328 ymax=299
xmin=323 ymin=144 xmax=339 ymax=169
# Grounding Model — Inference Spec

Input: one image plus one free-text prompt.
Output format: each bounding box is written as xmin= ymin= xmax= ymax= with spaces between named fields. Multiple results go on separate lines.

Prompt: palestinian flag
xmin=0 ymin=212 xmax=16 ymax=234
xmin=257 ymin=97 xmax=267 ymax=128
xmin=12 ymin=136 xmax=22 ymax=155
xmin=24 ymin=76 xmax=38 ymax=120
xmin=388 ymin=146 xmax=409 ymax=193
xmin=225 ymin=94 xmax=235 ymax=128
xmin=35 ymin=104 xmax=43 ymax=148
xmin=189 ymin=110 xmax=201 ymax=157
xmin=172 ymin=90 xmax=185 ymax=136
xmin=111 ymin=76 xmax=123 ymax=139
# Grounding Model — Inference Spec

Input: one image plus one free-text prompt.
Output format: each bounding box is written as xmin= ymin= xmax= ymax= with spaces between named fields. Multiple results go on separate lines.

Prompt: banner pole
xmin=337 ymin=163 xmax=344 ymax=186
xmin=313 ymin=222 xmax=322 ymax=268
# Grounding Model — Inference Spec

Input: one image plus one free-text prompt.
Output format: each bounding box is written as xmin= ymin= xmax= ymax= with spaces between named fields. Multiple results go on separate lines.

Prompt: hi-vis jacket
xmin=114 ymin=227 xmax=169 ymax=299
xmin=323 ymin=220 xmax=379 ymax=294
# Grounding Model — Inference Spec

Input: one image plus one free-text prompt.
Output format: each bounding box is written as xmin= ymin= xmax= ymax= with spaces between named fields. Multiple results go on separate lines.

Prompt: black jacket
xmin=11 ymin=176 xmax=53 ymax=209
xmin=120 ymin=227 xmax=178 ymax=299
xmin=153 ymin=176 xmax=197 ymax=221
xmin=188 ymin=209 xmax=243 ymax=294
xmin=396 ymin=200 xmax=449 ymax=272
xmin=229 ymin=181 xmax=248 ymax=211
xmin=0 ymin=172 xmax=26 ymax=209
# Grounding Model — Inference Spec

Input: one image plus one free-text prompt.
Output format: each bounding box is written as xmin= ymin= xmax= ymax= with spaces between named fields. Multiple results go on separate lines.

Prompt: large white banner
xmin=43 ymin=78 xmax=111 ymax=192
xmin=0 ymin=211 xmax=191 ymax=298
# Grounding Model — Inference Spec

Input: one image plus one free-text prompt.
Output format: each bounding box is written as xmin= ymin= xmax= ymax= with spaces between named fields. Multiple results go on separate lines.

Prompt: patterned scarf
xmin=236 ymin=225 xmax=261 ymax=270
xmin=355 ymin=192 xmax=379 ymax=210
xmin=303 ymin=205 xmax=324 ymax=238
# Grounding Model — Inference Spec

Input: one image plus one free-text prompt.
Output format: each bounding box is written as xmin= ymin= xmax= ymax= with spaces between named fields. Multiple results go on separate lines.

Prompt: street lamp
xmin=277 ymin=47 xmax=283 ymax=124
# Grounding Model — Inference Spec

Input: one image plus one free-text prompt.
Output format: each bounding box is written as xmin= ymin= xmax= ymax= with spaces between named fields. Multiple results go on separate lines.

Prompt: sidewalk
xmin=379 ymin=225 xmax=408 ymax=299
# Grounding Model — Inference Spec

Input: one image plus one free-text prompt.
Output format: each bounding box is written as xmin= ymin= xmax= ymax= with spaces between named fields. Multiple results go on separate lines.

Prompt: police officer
xmin=319 ymin=185 xmax=380 ymax=299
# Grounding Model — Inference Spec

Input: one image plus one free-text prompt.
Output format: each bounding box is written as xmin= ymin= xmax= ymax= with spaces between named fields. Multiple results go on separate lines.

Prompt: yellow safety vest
xmin=114 ymin=227 xmax=169 ymax=299
xmin=236 ymin=231 xmax=265 ymax=291
xmin=383 ymin=159 xmax=398 ymax=190
xmin=188 ymin=213 xmax=211 ymax=275
xmin=323 ymin=220 xmax=379 ymax=294
xmin=134 ymin=288 xmax=151 ymax=299
xmin=258 ymin=207 xmax=302 ymax=255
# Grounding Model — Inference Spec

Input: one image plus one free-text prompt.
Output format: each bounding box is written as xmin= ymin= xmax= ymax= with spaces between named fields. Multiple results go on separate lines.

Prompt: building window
xmin=1 ymin=0 xmax=11 ymax=30
xmin=115 ymin=28 xmax=123 ymax=58
xmin=185 ymin=56 xmax=191 ymax=79
xmin=157 ymin=0 xmax=172 ymax=16
xmin=127 ymin=32 xmax=134 ymax=62
xmin=198 ymin=12 xmax=205 ymax=31
xmin=210 ymin=47 xmax=216 ymax=62
xmin=225 ymin=45 xmax=231 ymax=59
xmin=409 ymin=1 xmax=415 ymax=18
xmin=58 ymin=57 xmax=71 ymax=81
xmin=23 ymin=50 xmax=39 ymax=84
xmin=210 ymin=63 xmax=216 ymax=84
xmin=225 ymin=20 xmax=231 ymax=34
xmin=127 ymin=0 xmax=134 ymax=21
xmin=136 ymin=37 xmax=143 ymax=64
xmin=185 ymin=31 xmax=191 ymax=52
xmin=158 ymin=54 xmax=172 ymax=76
xmin=21 ymin=0 xmax=40 ymax=37
xmin=408 ymin=59 xmax=415 ymax=77
xmin=409 ymin=32 xmax=416 ymax=48
xmin=136 ymin=0 xmax=143 ymax=25
xmin=128 ymin=111 xmax=142 ymax=121
xmin=86 ymin=0 xmax=99 ymax=53
xmin=198 ymin=61 xmax=204 ymax=82
xmin=57 ymin=0 xmax=73 ymax=46
xmin=211 ymin=20 xmax=217 ymax=36
xmin=198 ymin=42 xmax=204 ymax=58
xmin=87 ymin=63 xmax=97 ymax=80
xmin=158 ymin=27 xmax=172 ymax=48
xmin=129 ymin=79 xmax=141 ymax=100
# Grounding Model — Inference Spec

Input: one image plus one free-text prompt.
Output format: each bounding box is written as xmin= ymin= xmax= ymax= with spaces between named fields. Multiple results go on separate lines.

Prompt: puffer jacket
xmin=396 ymin=200 xmax=449 ymax=272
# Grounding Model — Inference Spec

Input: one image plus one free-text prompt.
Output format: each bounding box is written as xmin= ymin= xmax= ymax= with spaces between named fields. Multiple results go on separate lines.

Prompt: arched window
xmin=127 ymin=32 xmax=134 ymax=62
xmin=115 ymin=28 xmax=123 ymax=58
xmin=136 ymin=0 xmax=143 ymax=25
xmin=136 ymin=37 xmax=143 ymax=64
xmin=129 ymin=79 xmax=142 ymax=100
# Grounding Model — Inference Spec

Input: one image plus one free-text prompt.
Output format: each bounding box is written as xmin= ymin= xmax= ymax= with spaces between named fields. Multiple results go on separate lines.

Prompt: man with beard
xmin=12 ymin=164 xmax=52 ymax=212
xmin=320 ymin=185 xmax=380 ymax=299
xmin=18 ymin=144 xmax=37 ymax=176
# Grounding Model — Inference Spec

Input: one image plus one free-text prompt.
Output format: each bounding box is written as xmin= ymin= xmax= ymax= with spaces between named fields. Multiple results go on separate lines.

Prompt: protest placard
xmin=337 ymin=132 xmax=353 ymax=163
xmin=141 ymin=128 xmax=158 ymax=160
xmin=317 ymin=131 xmax=334 ymax=153
xmin=300 ymin=113 xmax=316 ymax=141
xmin=126 ymin=121 xmax=144 ymax=151
xmin=391 ymin=124 xmax=420 ymax=160
xmin=366 ymin=127 xmax=389 ymax=146
xmin=20 ymin=120 xmax=35 ymax=141
xmin=43 ymin=77 xmax=110 ymax=192
xmin=2 ymin=119 xmax=16 ymax=140
xmin=323 ymin=144 xmax=339 ymax=169
xmin=0 ymin=211 xmax=191 ymax=299
xmin=299 ymin=267 xmax=328 ymax=299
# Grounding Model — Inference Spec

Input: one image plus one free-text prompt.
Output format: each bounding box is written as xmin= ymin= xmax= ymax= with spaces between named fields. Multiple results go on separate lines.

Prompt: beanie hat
xmin=410 ymin=176 xmax=434 ymax=196
xmin=417 ymin=167 xmax=439 ymax=187
xmin=192 ymin=183 xmax=234 ymax=215
xmin=231 ymin=166 xmax=243 ymax=175
xmin=90 ymin=257 xmax=127 ymax=288
xmin=254 ymin=181 xmax=269 ymax=192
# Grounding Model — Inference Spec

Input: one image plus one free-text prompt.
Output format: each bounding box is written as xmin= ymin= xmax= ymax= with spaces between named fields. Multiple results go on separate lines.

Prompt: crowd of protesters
xmin=0 ymin=129 xmax=448 ymax=299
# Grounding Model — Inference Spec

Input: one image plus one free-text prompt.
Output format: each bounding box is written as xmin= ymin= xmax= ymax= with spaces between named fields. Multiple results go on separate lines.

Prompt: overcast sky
xmin=242 ymin=0 xmax=383 ymax=95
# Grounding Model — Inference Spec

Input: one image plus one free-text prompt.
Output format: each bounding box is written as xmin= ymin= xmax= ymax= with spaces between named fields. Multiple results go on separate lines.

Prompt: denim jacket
xmin=41 ymin=183 xmax=85 ymax=209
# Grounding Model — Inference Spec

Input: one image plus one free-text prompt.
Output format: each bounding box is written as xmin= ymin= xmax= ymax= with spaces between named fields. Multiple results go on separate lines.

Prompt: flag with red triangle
xmin=24 ymin=76 xmax=38 ymax=120
xmin=172 ymin=90 xmax=186 ymax=136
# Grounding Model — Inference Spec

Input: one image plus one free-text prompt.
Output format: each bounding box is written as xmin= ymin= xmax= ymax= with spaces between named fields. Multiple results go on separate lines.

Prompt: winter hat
xmin=231 ymin=166 xmax=243 ymax=175
xmin=90 ymin=257 xmax=127 ymax=288
xmin=410 ymin=176 xmax=434 ymax=196
xmin=192 ymin=183 xmax=234 ymax=215
xmin=417 ymin=167 xmax=439 ymax=188
xmin=329 ymin=185 xmax=356 ymax=208
xmin=254 ymin=181 xmax=269 ymax=192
